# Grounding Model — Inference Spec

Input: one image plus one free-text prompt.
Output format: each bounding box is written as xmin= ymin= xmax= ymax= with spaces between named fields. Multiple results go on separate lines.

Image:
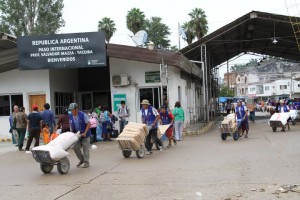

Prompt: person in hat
xmin=25 ymin=104 xmax=43 ymax=151
xmin=68 ymin=103 xmax=91 ymax=168
xmin=140 ymin=99 xmax=163 ymax=154
xmin=159 ymin=105 xmax=176 ymax=148
xmin=234 ymin=100 xmax=249 ymax=138
xmin=277 ymin=99 xmax=290 ymax=132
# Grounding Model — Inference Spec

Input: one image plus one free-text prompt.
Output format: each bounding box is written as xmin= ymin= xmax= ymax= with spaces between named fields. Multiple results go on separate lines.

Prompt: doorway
xmin=29 ymin=95 xmax=46 ymax=112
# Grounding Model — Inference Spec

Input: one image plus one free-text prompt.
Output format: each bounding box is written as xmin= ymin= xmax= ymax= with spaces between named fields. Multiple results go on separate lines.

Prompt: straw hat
xmin=140 ymin=99 xmax=150 ymax=105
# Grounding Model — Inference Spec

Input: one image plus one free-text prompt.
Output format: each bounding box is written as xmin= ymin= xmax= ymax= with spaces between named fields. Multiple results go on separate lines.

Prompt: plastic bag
xmin=96 ymin=124 xmax=102 ymax=141
xmin=25 ymin=130 xmax=29 ymax=139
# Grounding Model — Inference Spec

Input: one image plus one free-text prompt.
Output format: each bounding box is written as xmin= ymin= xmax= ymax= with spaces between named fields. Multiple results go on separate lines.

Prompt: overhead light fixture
xmin=272 ymin=21 xmax=278 ymax=45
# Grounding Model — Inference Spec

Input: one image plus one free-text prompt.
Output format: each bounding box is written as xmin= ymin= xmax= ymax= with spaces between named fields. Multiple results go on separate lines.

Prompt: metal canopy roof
xmin=0 ymin=33 xmax=17 ymax=73
xmin=180 ymin=11 xmax=300 ymax=67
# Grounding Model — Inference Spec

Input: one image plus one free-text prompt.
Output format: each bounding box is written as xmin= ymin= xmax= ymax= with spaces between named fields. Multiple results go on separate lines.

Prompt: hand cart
xmin=220 ymin=119 xmax=244 ymax=141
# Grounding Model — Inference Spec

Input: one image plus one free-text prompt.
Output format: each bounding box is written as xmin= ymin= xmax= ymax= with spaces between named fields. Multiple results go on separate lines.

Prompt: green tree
xmin=0 ymin=0 xmax=64 ymax=36
xmin=126 ymin=8 xmax=145 ymax=35
xmin=98 ymin=17 xmax=116 ymax=43
xmin=169 ymin=45 xmax=179 ymax=52
xmin=220 ymin=86 xmax=235 ymax=97
xmin=188 ymin=8 xmax=208 ymax=40
xmin=144 ymin=16 xmax=171 ymax=48
xmin=182 ymin=21 xmax=195 ymax=45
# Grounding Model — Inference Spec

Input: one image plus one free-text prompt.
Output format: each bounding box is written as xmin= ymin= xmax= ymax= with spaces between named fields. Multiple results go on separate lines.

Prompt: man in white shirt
xmin=118 ymin=101 xmax=130 ymax=133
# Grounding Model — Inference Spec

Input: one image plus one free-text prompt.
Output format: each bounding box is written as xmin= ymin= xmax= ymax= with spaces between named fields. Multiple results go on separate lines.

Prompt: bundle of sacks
xmin=32 ymin=132 xmax=79 ymax=161
xmin=269 ymin=112 xmax=291 ymax=126
xmin=117 ymin=122 xmax=148 ymax=150
xmin=220 ymin=113 xmax=237 ymax=133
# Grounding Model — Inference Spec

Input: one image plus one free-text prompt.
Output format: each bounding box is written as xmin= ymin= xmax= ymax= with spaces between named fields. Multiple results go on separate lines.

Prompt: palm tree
xmin=97 ymin=17 xmax=116 ymax=43
xmin=182 ymin=21 xmax=196 ymax=45
xmin=126 ymin=8 xmax=145 ymax=34
xmin=188 ymin=8 xmax=208 ymax=40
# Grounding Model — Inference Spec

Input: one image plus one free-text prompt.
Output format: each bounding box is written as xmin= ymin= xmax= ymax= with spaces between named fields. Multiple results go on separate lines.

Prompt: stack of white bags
xmin=117 ymin=122 xmax=148 ymax=150
xmin=269 ymin=112 xmax=291 ymax=125
xmin=32 ymin=132 xmax=79 ymax=161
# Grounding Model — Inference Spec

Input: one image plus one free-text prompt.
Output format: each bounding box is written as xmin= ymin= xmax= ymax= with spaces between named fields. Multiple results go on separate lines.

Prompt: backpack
xmin=118 ymin=106 xmax=129 ymax=115
xmin=90 ymin=117 xmax=98 ymax=128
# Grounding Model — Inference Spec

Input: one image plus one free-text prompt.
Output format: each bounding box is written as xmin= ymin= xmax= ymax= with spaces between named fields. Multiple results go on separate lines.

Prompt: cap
xmin=140 ymin=99 xmax=150 ymax=105
xmin=32 ymin=104 xmax=38 ymax=109
xmin=68 ymin=103 xmax=78 ymax=110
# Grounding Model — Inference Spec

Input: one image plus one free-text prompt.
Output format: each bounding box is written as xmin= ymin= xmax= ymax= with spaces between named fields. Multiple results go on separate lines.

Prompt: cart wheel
xmin=233 ymin=132 xmax=239 ymax=141
xmin=40 ymin=164 xmax=54 ymax=174
xmin=122 ymin=150 xmax=132 ymax=158
xmin=136 ymin=146 xmax=145 ymax=159
xmin=272 ymin=126 xmax=277 ymax=132
xmin=57 ymin=157 xmax=70 ymax=174
xmin=221 ymin=133 xmax=227 ymax=141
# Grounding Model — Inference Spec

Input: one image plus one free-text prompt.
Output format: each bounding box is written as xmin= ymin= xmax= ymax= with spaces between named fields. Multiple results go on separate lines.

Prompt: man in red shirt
xmin=159 ymin=105 xmax=176 ymax=148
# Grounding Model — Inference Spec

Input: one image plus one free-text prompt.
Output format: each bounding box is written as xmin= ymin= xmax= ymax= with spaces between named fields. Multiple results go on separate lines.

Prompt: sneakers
xmin=82 ymin=163 xmax=89 ymax=168
xmin=77 ymin=161 xmax=83 ymax=167
xmin=145 ymin=151 xmax=152 ymax=155
xmin=244 ymin=135 xmax=248 ymax=138
xmin=167 ymin=144 xmax=171 ymax=148
xmin=159 ymin=146 xmax=163 ymax=151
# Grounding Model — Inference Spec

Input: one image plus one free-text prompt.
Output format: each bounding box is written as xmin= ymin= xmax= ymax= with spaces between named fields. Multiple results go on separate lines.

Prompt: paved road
xmin=0 ymin=119 xmax=300 ymax=200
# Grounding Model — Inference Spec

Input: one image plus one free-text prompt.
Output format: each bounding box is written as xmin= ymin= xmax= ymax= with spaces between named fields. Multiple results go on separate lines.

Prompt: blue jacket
xmin=41 ymin=110 xmax=56 ymax=126
xmin=160 ymin=111 xmax=173 ymax=128
xmin=235 ymin=105 xmax=246 ymax=120
xmin=278 ymin=105 xmax=289 ymax=113
xmin=69 ymin=111 xmax=91 ymax=137
xmin=141 ymin=106 xmax=157 ymax=128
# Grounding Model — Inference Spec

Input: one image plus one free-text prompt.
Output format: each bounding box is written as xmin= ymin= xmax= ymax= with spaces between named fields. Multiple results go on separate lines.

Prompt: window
xmin=280 ymin=85 xmax=287 ymax=90
xmin=54 ymin=92 xmax=74 ymax=115
xmin=0 ymin=94 xmax=23 ymax=116
xmin=265 ymin=86 xmax=270 ymax=91
xmin=250 ymin=87 xmax=255 ymax=92
xmin=298 ymin=84 xmax=300 ymax=87
xmin=139 ymin=87 xmax=161 ymax=109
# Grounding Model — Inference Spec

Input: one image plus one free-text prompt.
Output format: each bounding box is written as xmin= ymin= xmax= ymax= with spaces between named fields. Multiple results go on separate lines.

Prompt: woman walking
xmin=172 ymin=101 xmax=185 ymax=141
xmin=16 ymin=107 xmax=27 ymax=151
xmin=56 ymin=107 xmax=70 ymax=133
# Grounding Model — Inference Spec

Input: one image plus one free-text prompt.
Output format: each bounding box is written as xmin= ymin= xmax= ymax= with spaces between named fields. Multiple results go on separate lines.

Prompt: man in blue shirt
xmin=41 ymin=103 xmax=56 ymax=135
xmin=69 ymin=103 xmax=91 ymax=168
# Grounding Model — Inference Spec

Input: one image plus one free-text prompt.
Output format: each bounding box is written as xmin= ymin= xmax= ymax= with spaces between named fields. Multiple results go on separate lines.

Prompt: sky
xmin=60 ymin=0 xmax=300 ymax=77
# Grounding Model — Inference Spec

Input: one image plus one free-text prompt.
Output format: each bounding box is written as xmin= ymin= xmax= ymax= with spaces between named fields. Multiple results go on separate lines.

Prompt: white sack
xmin=269 ymin=113 xmax=291 ymax=125
xmin=48 ymin=132 xmax=78 ymax=150
xmin=32 ymin=145 xmax=69 ymax=161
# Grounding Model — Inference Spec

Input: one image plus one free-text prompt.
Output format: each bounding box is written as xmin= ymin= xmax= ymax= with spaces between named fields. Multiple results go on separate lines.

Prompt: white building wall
xmin=274 ymin=80 xmax=290 ymax=95
xmin=0 ymin=69 xmax=50 ymax=139
xmin=109 ymin=58 xmax=190 ymax=130
xmin=263 ymin=83 xmax=275 ymax=96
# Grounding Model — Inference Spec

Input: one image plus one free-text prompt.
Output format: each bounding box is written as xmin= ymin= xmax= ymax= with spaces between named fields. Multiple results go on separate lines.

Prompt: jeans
xmin=16 ymin=128 xmax=26 ymax=149
xmin=174 ymin=121 xmax=184 ymax=141
xmin=145 ymin=127 xmax=162 ymax=151
xmin=119 ymin=120 xmax=128 ymax=133
xmin=250 ymin=111 xmax=255 ymax=122
xmin=74 ymin=137 xmax=90 ymax=164
xmin=25 ymin=129 xmax=40 ymax=150
xmin=12 ymin=129 xmax=19 ymax=145
xmin=90 ymin=128 xmax=97 ymax=143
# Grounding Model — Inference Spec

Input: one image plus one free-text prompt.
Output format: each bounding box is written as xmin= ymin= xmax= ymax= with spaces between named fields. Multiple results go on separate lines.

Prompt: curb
xmin=183 ymin=121 xmax=214 ymax=136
